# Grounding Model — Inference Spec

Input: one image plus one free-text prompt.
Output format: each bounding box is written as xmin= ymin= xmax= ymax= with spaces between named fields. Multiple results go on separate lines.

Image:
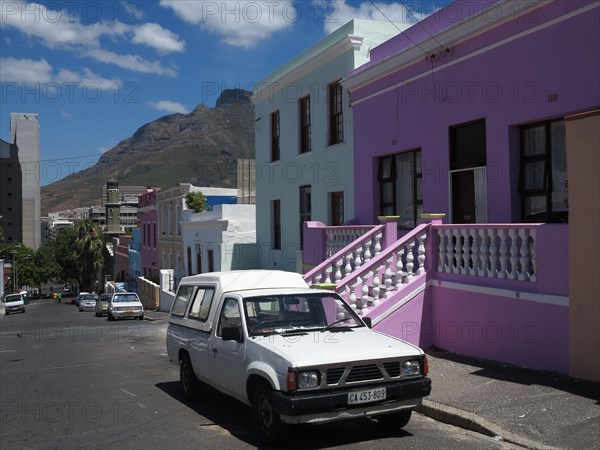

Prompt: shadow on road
xmin=155 ymin=381 xmax=413 ymax=449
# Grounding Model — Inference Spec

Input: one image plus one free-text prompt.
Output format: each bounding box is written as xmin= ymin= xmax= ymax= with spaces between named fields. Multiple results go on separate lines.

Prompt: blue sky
xmin=0 ymin=0 xmax=449 ymax=185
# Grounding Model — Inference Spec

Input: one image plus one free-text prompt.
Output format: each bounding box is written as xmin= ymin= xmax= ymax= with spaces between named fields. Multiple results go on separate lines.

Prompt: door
xmin=450 ymin=167 xmax=487 ymax=223
xmin=210 ymin=297 xmax=247 ymax=400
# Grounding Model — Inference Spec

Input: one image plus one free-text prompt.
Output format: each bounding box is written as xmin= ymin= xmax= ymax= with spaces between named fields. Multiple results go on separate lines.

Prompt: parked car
xmin=167 ymin=270 xmax=431 ymax=444
xmin=74 ymin=292 xmax=89 ymax=306
xmin=3 ymin=293 xmax=26 ymax=315
xmin=95 ymin=294 xmax=112 ymax=317
xmin=78 ymin=294 xmax=99 ymax=312
xmin=108 ymin=292 xmax=144 ymax=321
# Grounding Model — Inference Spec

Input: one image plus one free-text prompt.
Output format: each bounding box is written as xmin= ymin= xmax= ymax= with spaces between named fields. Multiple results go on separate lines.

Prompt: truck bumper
xmin=272 ymin=377 xmax=431 ymax=424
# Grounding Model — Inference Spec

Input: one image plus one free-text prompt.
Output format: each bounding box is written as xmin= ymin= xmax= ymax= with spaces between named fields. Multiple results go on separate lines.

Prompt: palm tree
xmin=74 ymin=220 xmax=104 ymax=291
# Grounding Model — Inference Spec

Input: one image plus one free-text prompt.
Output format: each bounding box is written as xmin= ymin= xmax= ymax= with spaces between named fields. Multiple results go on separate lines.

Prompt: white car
xmin=3 ymin=293 xmax=25 ymax=315
xmin=107 ymin=292 xmax=144 ymax=321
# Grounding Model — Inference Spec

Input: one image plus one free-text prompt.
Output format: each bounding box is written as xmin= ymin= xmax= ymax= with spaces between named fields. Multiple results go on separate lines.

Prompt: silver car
xmin=78 ymin=294 xmax=99 ymax=312
xmin=95 ymin=294 xmax=111 ymax=317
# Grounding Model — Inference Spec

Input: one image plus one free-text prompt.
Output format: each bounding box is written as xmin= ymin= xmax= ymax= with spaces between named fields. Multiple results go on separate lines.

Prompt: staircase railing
xmin=304 ymin=224 xmax=384 ymax=287
xmin=334 ymin=223 xmax=430 ymax=315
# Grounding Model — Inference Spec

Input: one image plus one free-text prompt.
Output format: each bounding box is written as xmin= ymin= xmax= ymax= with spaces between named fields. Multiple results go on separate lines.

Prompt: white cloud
xmin=0 ymin=57 xmax=121 ymax=89
xmin=0 ymin=0 xmax=183 ymax=75
xmin=132 ymin=23 xmax=185 ymax=53
xmin=313 ymin=0 xmax=425 ymax=35
xmin=160 ymin=0 xmax=294 ymax=48
xmin=149 ymin=100 xmax=188 ymax=114
xmin=85 ymin=48 xmax=177 ymax=77
xmin=60 ymin=110 xmax=72 ymax=118
xmin=0 ymin=57 xmax=53 ymax=83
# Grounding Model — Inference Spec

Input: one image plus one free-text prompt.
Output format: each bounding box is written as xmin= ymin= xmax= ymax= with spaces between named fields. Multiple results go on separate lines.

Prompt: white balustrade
xmin=435 ymin=226 xmax=537 ymax=282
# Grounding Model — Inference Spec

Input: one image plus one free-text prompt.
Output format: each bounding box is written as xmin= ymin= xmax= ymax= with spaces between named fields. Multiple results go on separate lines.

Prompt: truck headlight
xmin=402 ymin=360 xmax=421 ymax=376
xmin=297 ymin=371 xmax=320 ymax=389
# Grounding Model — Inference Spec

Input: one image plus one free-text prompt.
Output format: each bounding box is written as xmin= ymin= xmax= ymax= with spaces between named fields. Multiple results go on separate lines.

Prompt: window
xmin=328 ymin=81 xmax=343 ymax=145
xmin=207 ymin=249 xmax=215 ymax=272
xmin=176 ymin=204 xmax=182 ymax=235
xmin=188 ymin=287 xmax=215 ymax=321
xmin=378 ymin=150 xmax=423 ymax=228
xmin=330 ymin=191 xmax=344 ymax=226
xmin=272 ymin=199 xmax=281 ymax=250
xmin=450 ymin=120 xmax=487 ymax=170
xmin=520 ymin=120 xmax=568 ymax=221
xmin=187 ymin=247 xmax=192 ymax=275
xmin=217 ymin=298 xmax=241 ymax=337
xmin=299 ymin=186 xmax=311 ymax=250
xmin=153 ymin=223 xmax=156 ymax=247
xmin=171 ymin=285 xmax=194 ymax=316
xmin=271 ymin=110 xmax=280 ymax=162
xmin=299 ymin=96 xmax=311 ymax=153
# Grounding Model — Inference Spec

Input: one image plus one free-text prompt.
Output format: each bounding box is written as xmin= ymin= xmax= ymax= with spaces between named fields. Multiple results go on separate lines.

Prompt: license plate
xmin=348 ymin=387 xmax=386 ymax=405
xmin=124 ymin=310 xmax=134 ymax=315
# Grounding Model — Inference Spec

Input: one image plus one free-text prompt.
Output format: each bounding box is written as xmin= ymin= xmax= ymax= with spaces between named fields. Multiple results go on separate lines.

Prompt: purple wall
xmin=428 ymin=286 xmax=569 ymax=372
xmin=351 ymin=1 xmax=600 ymax=225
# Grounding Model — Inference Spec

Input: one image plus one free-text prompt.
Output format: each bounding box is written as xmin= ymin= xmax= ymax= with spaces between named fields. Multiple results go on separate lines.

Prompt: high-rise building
xmin=0 ymin=138 xmax=23 ymax=244
xmin=10 ymin=113 xmax=41 ymax=250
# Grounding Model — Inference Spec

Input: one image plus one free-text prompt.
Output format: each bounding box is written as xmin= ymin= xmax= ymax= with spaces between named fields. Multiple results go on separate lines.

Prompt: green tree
xmin=74 ymin=220 xmax=104 ymax=291
xmin=50 ymin=227 xmax=79 ymax=284
xmin=185 ymin=191 xmax=209 ymax=213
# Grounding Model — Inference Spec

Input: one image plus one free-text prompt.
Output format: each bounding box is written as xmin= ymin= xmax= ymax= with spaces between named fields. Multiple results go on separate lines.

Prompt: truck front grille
xmin=383 ymin=362 xmax=401 ymax=377
xmin=346 ymin=364 xmax=383 ymax=382
xmin=326 ymin=368 xmax=345 ymax=384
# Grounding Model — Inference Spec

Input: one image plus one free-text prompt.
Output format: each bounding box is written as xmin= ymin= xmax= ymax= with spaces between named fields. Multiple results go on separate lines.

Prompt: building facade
xmin=181 ymin=204 xmax=256 ymax=275
xmin=302 ymin=0 xmax=598 ymax=379
xmin=10 ymin=113 xmax=41 ymax=249
xmin=157 ymin=184 xmax=237 ymax=282
xmin=253 ymin=19 xmax=400 ymax=272
xmin=0 ymin=138 xmax=22 ymax=244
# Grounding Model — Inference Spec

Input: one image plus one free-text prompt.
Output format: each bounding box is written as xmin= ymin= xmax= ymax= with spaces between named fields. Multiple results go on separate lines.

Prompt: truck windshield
xmin=5 ymin=295 xmax=22 ymax=303
xmin=244 ymin=293 xmax=364 ymax=336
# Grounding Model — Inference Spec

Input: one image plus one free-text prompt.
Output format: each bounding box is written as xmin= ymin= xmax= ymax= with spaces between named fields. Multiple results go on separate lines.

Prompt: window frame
xmin=271 ymin=110 xmax=280 ymax=162
xmin=299 ymin=186 xmax=311 ymax=251
xmin=519 ymin=119 xmax=568 ymax=221
xmin=377 ymin=149 xmax=423 ymax=229
xmin=330 ymin=191 xmax=345 ymax=226
xmin=272 ymin=199 xmax=281 ymax=250
xmin=328 ymin=81 xmax=344 ymax=146
xmin=299 ymin=96 xmax=311 ymax=154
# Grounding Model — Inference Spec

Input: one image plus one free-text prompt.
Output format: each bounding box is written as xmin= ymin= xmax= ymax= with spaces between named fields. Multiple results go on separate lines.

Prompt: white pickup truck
xmin=166 ymin=270 xmax=431 ymax=443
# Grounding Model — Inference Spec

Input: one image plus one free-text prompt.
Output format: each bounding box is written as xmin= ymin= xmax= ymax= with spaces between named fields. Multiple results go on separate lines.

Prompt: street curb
xmin=143 ymin=315 xmax=168 ymax=322
xmin=415 ymin=400 xmax=555 ymax=450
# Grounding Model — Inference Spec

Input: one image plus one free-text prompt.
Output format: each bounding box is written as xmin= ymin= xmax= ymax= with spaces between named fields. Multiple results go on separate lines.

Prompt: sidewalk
xmin=417 ymin=348 xmax=600 ymax=449
xmin=143 ymin=310 xmax=170 ymax=322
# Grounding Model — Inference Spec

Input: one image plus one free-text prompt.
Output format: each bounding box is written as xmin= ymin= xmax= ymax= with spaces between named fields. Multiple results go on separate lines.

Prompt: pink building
xmin=138 ymin=188 xmax=159 ymax=281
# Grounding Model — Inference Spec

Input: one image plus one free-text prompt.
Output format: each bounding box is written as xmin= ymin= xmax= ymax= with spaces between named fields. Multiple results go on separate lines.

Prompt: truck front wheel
xmin=253 ymin=383 xmax=287 ymax=444
xmin=180 ymin=354 xmax=202 ymax=401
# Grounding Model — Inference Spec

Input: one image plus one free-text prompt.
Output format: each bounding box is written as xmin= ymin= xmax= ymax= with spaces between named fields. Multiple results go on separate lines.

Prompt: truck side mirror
xmin=362 ymin=317 xmax=372 ymax=328
xmin=222 ymin=326 xmax=244 ymax=343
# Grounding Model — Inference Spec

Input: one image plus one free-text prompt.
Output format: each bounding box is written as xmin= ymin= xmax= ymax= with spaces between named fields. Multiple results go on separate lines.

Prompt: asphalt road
xmin=0 ymin=300 xmax=521 ymax=449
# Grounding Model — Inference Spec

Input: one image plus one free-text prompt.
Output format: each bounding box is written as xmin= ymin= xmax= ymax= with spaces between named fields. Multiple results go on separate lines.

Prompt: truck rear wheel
xmin=253 ymin=383 xmax=287 ymax=444
xmin=180 ymin=354 xmax=202 ymax=401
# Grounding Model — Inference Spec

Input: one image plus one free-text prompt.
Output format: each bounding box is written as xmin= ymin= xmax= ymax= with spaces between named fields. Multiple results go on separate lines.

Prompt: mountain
xmin=41 ymin=89 xmax=254 ymax=215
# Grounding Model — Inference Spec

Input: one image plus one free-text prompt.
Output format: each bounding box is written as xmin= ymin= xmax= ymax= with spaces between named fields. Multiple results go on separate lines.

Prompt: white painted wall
xmin=182 ymin=204 xmax=257 ymax=274
xmin=253 ymin=19 xmax=399 ymax=271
